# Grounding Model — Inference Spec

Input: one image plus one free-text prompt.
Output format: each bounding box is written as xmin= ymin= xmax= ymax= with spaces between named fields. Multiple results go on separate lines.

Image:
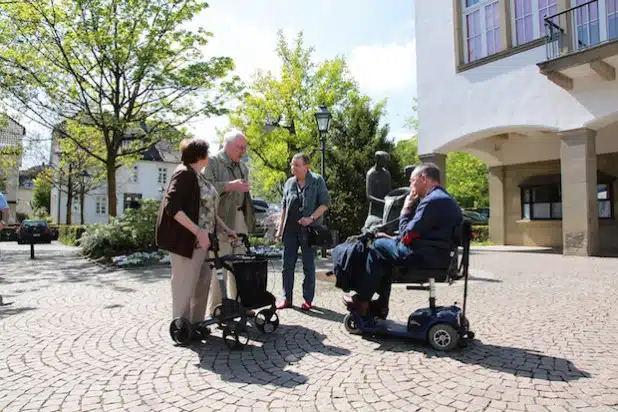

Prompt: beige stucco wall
xmin=498 ymin=153 xmax=618 ymax=249
xmin=503 ymin=160 xmax=562 ymax=247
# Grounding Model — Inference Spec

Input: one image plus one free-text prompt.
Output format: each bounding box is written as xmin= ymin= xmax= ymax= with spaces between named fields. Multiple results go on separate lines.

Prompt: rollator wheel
xmin=343 ymin=313 xmax=360 ymax=334
xmin=428 ymin=324 xmax=459 ymax=352
xmin=169 ymin=317 xmax=193 ymax=345
xmin=254 ymin=309 xmax=279 ymax=334
xmin=222 ymin=325 xmax=249 ymax=350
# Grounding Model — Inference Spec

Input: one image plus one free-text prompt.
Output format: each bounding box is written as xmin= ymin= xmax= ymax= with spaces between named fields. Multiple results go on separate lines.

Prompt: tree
xmin=446 ymin=152 xmax=489 ymax=208
xmin=326 ymin=94 xmax=404 ymax=240
xmin=31 ymin=174 xmax=51 ymax=216
xmin=0 ymin=0 xmax=242 ymax=216
xmin=43 ymin=134 xmax=105 ymax=224
xmin=229 ymin=30 xmax=356 ymax=194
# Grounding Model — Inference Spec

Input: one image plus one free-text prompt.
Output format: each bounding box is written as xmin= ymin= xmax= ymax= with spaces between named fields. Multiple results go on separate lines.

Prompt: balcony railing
xmin=544 ymin=0 xmax=618 ymax=60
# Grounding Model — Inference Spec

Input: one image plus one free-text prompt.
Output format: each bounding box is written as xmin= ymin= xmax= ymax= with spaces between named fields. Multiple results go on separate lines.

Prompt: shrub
xmin=58 ymin=225 xmax=87 ymax=245
xmin=79 ymin=199 xmax=159 ymax=259
xmin=471 ymin=225 xmax=489 ymax=243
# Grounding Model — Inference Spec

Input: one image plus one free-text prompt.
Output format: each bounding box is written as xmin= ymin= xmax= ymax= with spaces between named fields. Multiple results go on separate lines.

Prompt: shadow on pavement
xmin=190 ymin=323 xmax=350 ymax=387
xmin=291 ymin=305 xmax=346 ymax=323
xmin=364 ymin=335 xmax=590 ymax=382
xmin=0 ymin=305 xmax=37 ymax=320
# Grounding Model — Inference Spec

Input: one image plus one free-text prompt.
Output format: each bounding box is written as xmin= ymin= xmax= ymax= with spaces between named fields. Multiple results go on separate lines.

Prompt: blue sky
xmin=21 ymin=0 xmax=417 ymax=168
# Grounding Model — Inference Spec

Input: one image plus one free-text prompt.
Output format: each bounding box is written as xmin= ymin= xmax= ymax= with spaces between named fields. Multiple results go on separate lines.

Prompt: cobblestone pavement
xmin=1 ymin=242 xmax=618 ymax=411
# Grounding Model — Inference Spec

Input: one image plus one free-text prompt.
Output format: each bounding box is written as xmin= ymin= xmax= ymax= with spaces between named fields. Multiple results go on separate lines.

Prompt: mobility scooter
xmin=169 ymin=233 xmax=281 ymax=350
xmin=342 ymin=219 xmax=475 ymax=351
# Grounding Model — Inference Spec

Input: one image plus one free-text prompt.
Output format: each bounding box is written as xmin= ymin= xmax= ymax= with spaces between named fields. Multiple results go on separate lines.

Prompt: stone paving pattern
xmin=1 ymin=242 xmax=618 ymax=411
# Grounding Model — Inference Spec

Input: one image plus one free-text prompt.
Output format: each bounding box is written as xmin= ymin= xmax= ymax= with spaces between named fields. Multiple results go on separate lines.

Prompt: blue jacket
xmin=332 ymin=234 xmax=371 ymax=292
xmin=398 ymin=186 xmax=462 ymax=268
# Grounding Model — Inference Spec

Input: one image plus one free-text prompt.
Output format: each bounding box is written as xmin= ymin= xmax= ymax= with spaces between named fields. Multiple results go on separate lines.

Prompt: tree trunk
xmin=106 ymin=156 xmax=117 ymax=217
xmin=65 ymin=164 xmax=73 ymax=225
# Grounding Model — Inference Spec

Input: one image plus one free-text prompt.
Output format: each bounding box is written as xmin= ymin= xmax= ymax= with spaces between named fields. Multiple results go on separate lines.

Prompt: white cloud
xmin=348 ymin=41 xmax=417 ymax=95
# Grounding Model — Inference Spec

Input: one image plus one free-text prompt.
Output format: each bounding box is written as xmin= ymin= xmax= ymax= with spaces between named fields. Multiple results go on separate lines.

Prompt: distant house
xmin=16 ymin=165 xmax=48 ymax=219
xmin=0 ymin=115 xmax=26 ymax=224
xmin=49 ymin=122 xmax=181 ymax=224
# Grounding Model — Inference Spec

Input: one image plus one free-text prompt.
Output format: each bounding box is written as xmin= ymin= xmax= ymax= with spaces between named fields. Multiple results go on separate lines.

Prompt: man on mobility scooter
xmin=342 ymin=163 xmax=474 ymax=351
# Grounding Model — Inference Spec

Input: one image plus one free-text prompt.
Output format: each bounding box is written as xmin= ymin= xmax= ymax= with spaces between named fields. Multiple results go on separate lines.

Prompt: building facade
xmin=49 ymin=139 xmax=180 ymax=225
xmin=0 ymin=115 xmax=26 ymax=224
xmin=415 ymin=0 xmax=618 ymax=256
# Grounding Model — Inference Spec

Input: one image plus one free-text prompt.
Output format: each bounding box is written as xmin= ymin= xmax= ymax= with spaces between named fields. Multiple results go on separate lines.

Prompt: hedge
xmin=471 ymin=225 xmax=489 ymax=243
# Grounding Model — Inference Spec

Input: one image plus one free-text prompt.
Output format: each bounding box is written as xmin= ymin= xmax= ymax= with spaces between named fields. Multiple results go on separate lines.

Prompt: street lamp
xmin=314 ymin=104 xmax=331 ymax=182
xmin=314 ymin=103 xmax=332 ymax=258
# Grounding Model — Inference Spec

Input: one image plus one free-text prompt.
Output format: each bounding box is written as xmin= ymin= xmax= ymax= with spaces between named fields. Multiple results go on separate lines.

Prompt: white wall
xmin=16 ymin=187 xmax=33 ymax=217
xmin=50 ymin=160 xmax=178 ymax=225
xmin=415 ymin=0 xmax=618 ymax=157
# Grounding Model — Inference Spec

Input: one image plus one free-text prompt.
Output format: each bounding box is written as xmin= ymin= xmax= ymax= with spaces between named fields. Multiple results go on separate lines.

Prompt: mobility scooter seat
xmin=391 ymin=266 xmax=450 ymax=284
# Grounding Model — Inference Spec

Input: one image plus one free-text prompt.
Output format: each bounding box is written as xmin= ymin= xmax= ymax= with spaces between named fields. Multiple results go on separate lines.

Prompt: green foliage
xmin=79 ymin=200 xmax=159 ymax=259
xmin=446 ymin=152 xmax=489 ymax=208
xmin=327 ymin=94 xmax=404 ymax=240
xmin=471 ymin=225 xmax=489 ymax=244
xmin=393 ymin=137 xmax=419 ymax=170
xmin=58 ymin=225 xmax=87 ymax=246
xmin=229 ymin=30 xmax=356 ymax=194
xmin=0 ymin=0 xmax=242 ymax=216
xmin=31 ymin=175 xmax=52 ymax=216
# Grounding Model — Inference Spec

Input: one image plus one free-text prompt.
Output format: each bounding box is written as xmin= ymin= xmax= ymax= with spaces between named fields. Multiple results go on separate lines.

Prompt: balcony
xmin=537 ymin=0 xmax=618 ymax=90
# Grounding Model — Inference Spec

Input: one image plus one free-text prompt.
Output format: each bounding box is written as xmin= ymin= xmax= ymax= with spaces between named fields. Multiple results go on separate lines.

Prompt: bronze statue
xmin=363 ymin=151 xmax=392 ymax=231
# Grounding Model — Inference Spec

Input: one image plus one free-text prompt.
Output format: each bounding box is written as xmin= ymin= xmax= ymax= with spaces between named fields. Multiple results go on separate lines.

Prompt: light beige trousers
xmin=205 ymin=211 xmax=248 ymax=316
xmin=170 ymin=247 xmax=212 ymax=323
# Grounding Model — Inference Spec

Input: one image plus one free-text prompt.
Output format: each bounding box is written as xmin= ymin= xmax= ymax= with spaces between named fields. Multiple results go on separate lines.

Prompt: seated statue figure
xmin=363 ymin=151 xmax=392 ymax=232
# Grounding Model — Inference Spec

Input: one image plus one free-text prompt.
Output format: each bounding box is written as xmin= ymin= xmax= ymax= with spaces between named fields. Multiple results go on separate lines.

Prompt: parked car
xmin=462 ymin=209 xmax=488 ymax=225
xmin=17 ymin=219 xmax=53 ymax=244
xmin=252 ymin=197 xmax=280 ymax=237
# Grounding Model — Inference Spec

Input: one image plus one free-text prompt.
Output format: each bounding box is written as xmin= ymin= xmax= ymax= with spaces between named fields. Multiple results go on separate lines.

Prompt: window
xmin=158 ymin=168 xmax=167 ymax=185
xmin=520 ymin=177 xmax=614 ymax=220
xmin=609 ymin=0 xmax=618 ymax=40
xmin=463 ymin=0 xmax=502 ymax=63
xmin=521 ymin=184 xmax=562 ymax=220
xmin=95 ymin=196 xmax=107 ymax=215
xmin=129 ymin=165 xmax=138 ymax=183
xmin=512 ymin=0 xmax=558 ymax=45
xmin=123 ymin=193 xmax=142 ymax=211
xmin=597 ymin=183 xmax=613 ymax=219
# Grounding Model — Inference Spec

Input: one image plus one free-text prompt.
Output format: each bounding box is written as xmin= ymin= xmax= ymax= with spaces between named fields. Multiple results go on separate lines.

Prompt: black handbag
xmin=307 ymin=224 xmax=330 ymax=246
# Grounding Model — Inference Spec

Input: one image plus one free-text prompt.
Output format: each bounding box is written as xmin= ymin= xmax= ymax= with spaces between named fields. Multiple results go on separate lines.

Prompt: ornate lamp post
xmin=314 ymin=104 xmax=332 ymax=257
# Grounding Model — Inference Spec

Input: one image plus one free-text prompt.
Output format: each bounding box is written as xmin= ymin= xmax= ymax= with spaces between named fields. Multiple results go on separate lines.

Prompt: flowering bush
xmin=79 ymin=200 xmax=159 ymax=259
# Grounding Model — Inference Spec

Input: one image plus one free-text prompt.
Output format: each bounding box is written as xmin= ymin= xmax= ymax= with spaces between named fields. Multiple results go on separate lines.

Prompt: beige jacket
xmin=203 ymin=150 xmax=256 ymax=233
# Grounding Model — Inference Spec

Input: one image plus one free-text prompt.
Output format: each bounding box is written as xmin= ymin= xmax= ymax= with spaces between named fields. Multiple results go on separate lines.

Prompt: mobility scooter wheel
xmin=222 ymin=325 xmax=249 ymax=350
xmin=343 ymin=313 xmax=361 ymax=334
xmin=428 ymin=324 xmax=459 ymax=351
xmin=254 ymin=309 xmax=279 ymax=334
xmin=169 ymin=317 xmax=194 ymax=345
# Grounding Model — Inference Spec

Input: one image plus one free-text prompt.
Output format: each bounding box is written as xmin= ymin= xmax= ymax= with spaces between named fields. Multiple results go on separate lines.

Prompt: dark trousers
xmin=357 ymin=238 xmax=417 ymax=303
xmin=282 ymin=231 xmax=316 ymax=303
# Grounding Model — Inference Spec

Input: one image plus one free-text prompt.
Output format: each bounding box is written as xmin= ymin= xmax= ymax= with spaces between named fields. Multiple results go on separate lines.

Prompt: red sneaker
xmin=276 ymin=300 xmax=292 ymax=310
xmin=301 ymin=301 xmax=312 ymax=311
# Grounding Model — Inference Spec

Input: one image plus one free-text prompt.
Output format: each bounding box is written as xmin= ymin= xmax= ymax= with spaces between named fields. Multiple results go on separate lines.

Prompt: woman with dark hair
xmin=156 ymin=138 xmax=237 ymax=341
